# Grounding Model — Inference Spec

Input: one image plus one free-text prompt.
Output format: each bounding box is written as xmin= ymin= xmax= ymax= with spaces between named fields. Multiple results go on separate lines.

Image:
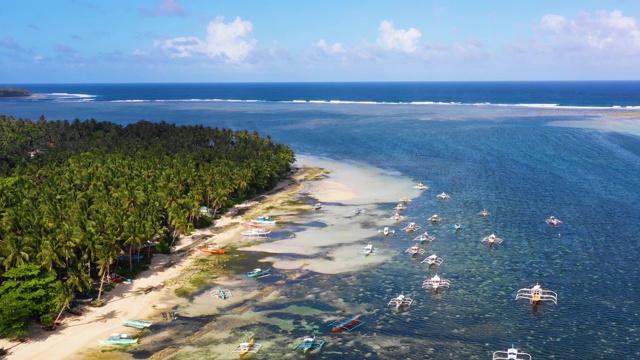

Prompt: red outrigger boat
xmin=329 ymin=315 xmax=364 ymax=333
xmin=198 ymin=245 xmax=227 ymax=255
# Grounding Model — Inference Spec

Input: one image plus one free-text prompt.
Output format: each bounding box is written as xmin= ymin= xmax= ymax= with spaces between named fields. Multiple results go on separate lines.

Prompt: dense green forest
xmin=0 ymin=87 xmax=31 ymax=97
xmin=0 ymin=114 xmax=295 ymax=338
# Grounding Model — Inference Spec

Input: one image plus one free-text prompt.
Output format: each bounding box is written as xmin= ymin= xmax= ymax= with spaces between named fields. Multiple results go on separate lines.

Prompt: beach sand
xmin=0 ymin=155 xmax=419 ymax=360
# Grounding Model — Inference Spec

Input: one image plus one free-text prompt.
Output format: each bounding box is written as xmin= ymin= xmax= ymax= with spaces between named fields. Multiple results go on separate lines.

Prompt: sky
xmin=1 ymin=0 xmax=640 ymax=83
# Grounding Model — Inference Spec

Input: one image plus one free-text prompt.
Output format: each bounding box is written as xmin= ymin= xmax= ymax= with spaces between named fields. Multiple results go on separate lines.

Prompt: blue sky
xmin=2 ymin=0 xmax=640 ymax=83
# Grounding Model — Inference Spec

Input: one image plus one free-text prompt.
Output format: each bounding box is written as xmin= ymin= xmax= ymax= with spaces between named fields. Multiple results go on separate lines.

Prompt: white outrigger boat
xmin=428 ymin=214 xmax=442 ymax=223
xmin=493 ymin=344 xmax=532 ymax=360
xmin=422 ymin=274 xmax=451 ymax=291
xmin=421 ymin=254 xmax=443 ymax=266
xmin=242 ymin=228 xmax=271 ymax=237
xmin=348 ymin=208 xmax=366 ymax=216
xmin=414 ymin=231 xmax=435 ymax=244
xmin=357 ymin=243 xmax=380 ymax=256
xmin=478 ymin=209 xmax=491 ymax=217
xmin=482 ymin=234 xmax=503 ymax=245
xmin=405 ymin=245 xmax=426 ymax=256
xmin=515 ymin=283 xmax=558 ymax=305
xmin=413 ymin=182 xmax=429 ymax=190
xmin=387 ymin=294 xmax=413 ymax=310
xmin=545 ymin=215 xmax=562 ymax=227
xmin=393 ymin=203 xmax=408 ymax=211
xmin=232 ymin=338 xmax=262 ymax=356
xmin=399 ymin=197 xmax=412 ymax=203
xmin=378 ymin=227 xmax=395 ymax=236
xmin=402 ymin=222 xmax=421 ymax=232
xmin=314 ymin=203 xmax=323 ymax=210
xmin=436 ymin=192 xmax=451 ymax=200
xmin=391 ymin=212 xmax=405 ymax=222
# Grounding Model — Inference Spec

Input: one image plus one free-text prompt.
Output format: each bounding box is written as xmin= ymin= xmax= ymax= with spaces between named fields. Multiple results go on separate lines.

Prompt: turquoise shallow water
xmin=2 ymin=83 xmax=640 ymax=358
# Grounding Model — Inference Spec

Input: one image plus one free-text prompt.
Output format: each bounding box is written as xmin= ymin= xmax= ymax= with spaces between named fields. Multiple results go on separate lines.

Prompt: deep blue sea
xmin=2 ymin=82 xmax=640 ymax=359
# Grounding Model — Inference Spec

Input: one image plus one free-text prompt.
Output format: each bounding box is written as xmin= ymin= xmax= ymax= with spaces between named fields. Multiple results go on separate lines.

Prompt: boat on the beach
xmin=387 ymin=293 xmax=413 ymax=310
xmin=421 ymin=254 xmax=444 ymax=266
xmin=314 ymin=203 xmax=322 ymax=210
xmin=414 ymin=231 xmax=435 ymax=243
xmin=292 ymin=334 xmax=325 ymax=354
xmin=210 ymin=286 xmax=232 ymax=300
xmin=99 ymin=333 xmax=138 ymax=346
xmin=402 ymin=222 xmax=421 ymax=232
xmin=413 ymin=182 xmax=429 ymax=190
xmin=242 ymin=222 xmax=264 ymax=229
xmin=422 ymin=274 xmax=451 ymax=292
xmin=378 ymin=226 xmax=395 ymax=236
xmin=348 ymin=207 xmax=366 ymax=215
xmin=357 ymin=242 xmax=380 ymax=256
xmin=247 ymin=267 xmax=271 ymax=278
xmin=399 ymin=197 xmax=412 ymax=203
xmin=122 ymin=318 xmax=152 ymax=329
xmin=232 ymin=338 xmax=262 ymax=356
xmin=493 ymin=344 xmax=532 ymax=360
xmin=329 ymin=315 xmax=364 ymax=333
xmin=405 ymin=245 xmax=426 ymax=256
xmin=242 ymin=228 xmax=271 ymax=237
xmin=545 ymin=215 xmax=562 ymax=227
xmin=481 ymin=234 xmax=504 ymax=245
xmin=515 ymin=283 xmax=558 ymax=305
xmin=198 ymin=244 xmax=227 ymax=254
xmin=250 ymin=216 xmax=276 ymax=225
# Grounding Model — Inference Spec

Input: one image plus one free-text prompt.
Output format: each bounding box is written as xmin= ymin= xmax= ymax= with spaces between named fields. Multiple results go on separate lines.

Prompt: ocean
xmin=2 ymin=82 xmax=640 ymax=359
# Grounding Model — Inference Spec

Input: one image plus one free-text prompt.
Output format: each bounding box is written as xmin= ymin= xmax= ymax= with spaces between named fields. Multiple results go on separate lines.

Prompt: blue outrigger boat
xmin=247 ymin=267 xmax=271 ymax=278
xmin=210 ymin=286 xmax=232 ymax=299
xmin=122 ymin=318 xmax=152 ymax=329
xmin=292 ymin=334 xmax=325 ymax=354
xmin=99 ymin=333 xmax=138 ymax=346
xmin=250 ymin=216 xmax=276 ymax=225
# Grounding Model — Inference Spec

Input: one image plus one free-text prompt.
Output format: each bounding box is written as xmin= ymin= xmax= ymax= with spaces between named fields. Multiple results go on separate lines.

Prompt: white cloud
xmin=312 ymin=39 xmax=345 ymax=55
xmin=376 ymin=20 xmax=422 ymax=53
xmin=537 ymin=10 xmax=640 ymax=55
xmin=156 ymin=16 xmax=257 ymax=63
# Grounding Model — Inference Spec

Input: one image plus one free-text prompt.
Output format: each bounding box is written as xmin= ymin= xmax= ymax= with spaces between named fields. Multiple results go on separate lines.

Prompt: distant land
xmin=0 ymin=87 xmax=32 ymax=97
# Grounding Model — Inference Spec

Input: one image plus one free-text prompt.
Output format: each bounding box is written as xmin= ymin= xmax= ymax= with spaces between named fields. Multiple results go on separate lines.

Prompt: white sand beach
xmin=0 ymin=155 xmax=419 ymax=360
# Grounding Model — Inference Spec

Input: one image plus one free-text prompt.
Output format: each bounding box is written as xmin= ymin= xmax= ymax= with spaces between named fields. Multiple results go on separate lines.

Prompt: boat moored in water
xmin=492 ymin=344 xmax=532 ymax=360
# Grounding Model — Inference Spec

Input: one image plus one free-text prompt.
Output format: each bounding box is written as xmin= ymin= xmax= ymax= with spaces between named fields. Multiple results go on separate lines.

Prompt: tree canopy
xmin=0 ymin=114 xmax=295 ymax=338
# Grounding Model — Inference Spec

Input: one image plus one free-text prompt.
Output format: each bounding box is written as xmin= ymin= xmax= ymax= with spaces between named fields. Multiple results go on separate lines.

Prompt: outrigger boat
xmin=422 ymin=274 xmax=451 ymax=292
xmin=413 ymin=182 xmax=429 ymax=190
xmin=421 ymin=254 xmax=443 ymax=266
xmin=391 ymin=212 xmax=405 ymax=222
xmin=329 ymin=315 xmax=364 ymax=333
xmin=314 ymin=203 xmax=323 ymax=210
xmin=247 ymin=267 xmax=271 ymax=278
xmin=399 ymin=197 xmax=412 ymax=203
xmin=232 ymin=338 xmax=262 ymax=356
xmin=357 ymin=243 xmax=380 ymax=256
xmin=242 ymin=228 xmax=271 ymax=237
xmin=482 ymin=234 xmax=504 ymax=245
xmin=428 ymin=214 xmax=443 ymax=223
xmin=211 ymin=286 xmax=233 ymax=300
xmin=478 ymin=209 xmax=491 ymax=217
xmin=387 ymin=294 xmax=413 ymax=310
xmin=437 ymin=192 xmax=451 ymax=200
xmin=515 ymin=283 xmax=558 ymax=305
xmin=493 ymin=344 xmax=532 ymax=360
xmin=393 ymin=203 xmax=407 ymax=211
xmin=402 ymin=222 xmax=421 ymax=232
xmin=378 ymin=226 xmax=395 ymax=236
xmin=405 ymin=245 xmax=426 ymax=256
xmin=348 ymin=208 xmax=366 ymax=216
xmin=122 ymin=318 xmax=152 ymax=329
xmin=451 ymin=223 xmax=466 ymax=231
xmin=292 ymin=334 xmax=325 ymax=354
xmin=545 ymin=215 xmax=562 ymax=227
xmin=99 ymin=333 xmax=138 ymax=346
xmin=414 ymin=231 xmax=436 ymax=244
xmin=250 ymin=216 xmax=276 ymax=225
xmin=198 ymin=244 xmax=227 ymax=254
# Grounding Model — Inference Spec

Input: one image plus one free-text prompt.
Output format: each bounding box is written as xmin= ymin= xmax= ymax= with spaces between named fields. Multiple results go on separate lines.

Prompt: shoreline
xmin=0 ymin=155 xmax=418 ymax=360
